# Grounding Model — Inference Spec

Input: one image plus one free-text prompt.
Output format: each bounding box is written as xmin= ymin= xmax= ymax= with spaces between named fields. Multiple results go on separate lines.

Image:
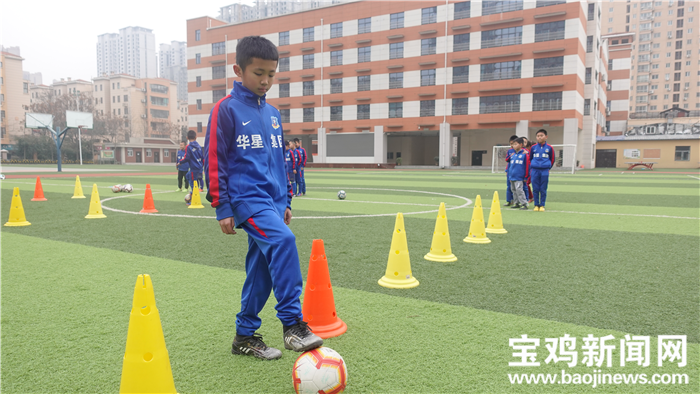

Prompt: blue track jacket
xmin=176 ymin=149 xmax=189 ymax=172
xmin=285 ymin=148 xmax=296 ymax=174
xmin=507 ymin=149 xmax=530 ymax=181
xmin=181 ymin=141 xmax=203 ymax=173
xmin=530 ymin=143 xmax=556 ymax=169
xmin=204 ymin=81 xmax=293 ymax=224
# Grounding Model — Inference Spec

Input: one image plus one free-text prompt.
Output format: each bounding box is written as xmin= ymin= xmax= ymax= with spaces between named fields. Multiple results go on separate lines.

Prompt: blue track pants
xmin=530 ymin=168 xmax=550 ymax=207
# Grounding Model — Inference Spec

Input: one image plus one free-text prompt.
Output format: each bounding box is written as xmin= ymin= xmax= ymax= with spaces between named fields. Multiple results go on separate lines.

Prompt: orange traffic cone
xmin=301 ymin=239 xmax=347 ymax=339
xmin=140 ymin=184 xmax=158 ymax=213
xmin=31 ymin=177 xmax=48 ymax=201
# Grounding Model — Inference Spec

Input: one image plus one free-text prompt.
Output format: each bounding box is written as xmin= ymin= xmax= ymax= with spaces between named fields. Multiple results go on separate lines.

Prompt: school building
xmin=186 ymin=0 xmax=614 ymax=168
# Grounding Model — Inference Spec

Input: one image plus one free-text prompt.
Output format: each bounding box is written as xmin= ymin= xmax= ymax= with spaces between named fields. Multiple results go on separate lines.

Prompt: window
xmin=584 ymin=99 xmax=591 ymax=115
xmin=677 ymin=8 xmax=684 ymax=17
xmin=330 ymin=78 xmax=342 ymax=94
xmin=213 ymin=89 xmax=227 ymax=102
xmin=677 ymin=19 xmax=684 ymax=28
xmin=587 ymin=36 xmax=594 ymax=53
xmin=481 ymin=61 xmax=521 ymax=81
xmin=303 ymin=54 xmax=314 ymax=69
xmin=588 ymin=3 xmax=595 ymax=20
xmin=23 ymin=82 xmax=28 ymax=94
xmin=358 ymin=75 xmax=371 ymax=91
xmin=533 ymin=92 xmax=562 ymax=111
xmin=331 ymin=106 xmax=342 ymax=121
xmin=389 ymin=102 xmax=403 ymax=118
xmin=453 ymin=66 xmax=469 ymax=83
xmin=280 ymin=109 xmax=290 ymax=124
xmin=279 ymin=83 xmax=290 ymax=98
xmin=195 ymin=54 xmax=201 ymax=64
xmin=303 ymin=107 xmax=314 ymax=122
xmin=146 ymin=149 xmax=152 ymax=158
xmin=197 ymin=122 xmax=202 ymax=134
xmin=482 ymin=26 xmax=522 ymax=48
xmin=331 ymin=22 xmax=343 ymax=38
xmin=390 ymin=42 xmax=404 ymax=59
xmin=480 ymin=94 xmax=520 ymax=114
xmin=358 ymin=47 xmax=371 ymax=63
xmin=357 ymin=104 xmax=370 ymax=120
xmin=151 ymin=96 xmax=168 ymax=106
xmin=421 ymin=38 xmax=437 ymax=56
xmin=585 ymin=67 xmax=592 ymax=84
xmin=303 ymin=81 xmax=314 ymax=96
xmin=358 ymin=17 xmax=371 ymax=34
xmin=303 ymin=27 xmax=314 ymax=43
xmin=279 ymin=57 xmax=290 ymax=72
xmin=127 ymin=149 xmax=133 ymax=157
xmin=390 ymin=12 xmax=404 ymax=29
xmin=196 ymin=99 xmax=202 ymax=110
xmin=195 ymin=30 xmax=200 ymax=41
xmin=422 ymin=6 xmax=437 ymax=24
xmin=389 ymin=72 xmax=403 ymax=89
xmin=279 ymin=31 xmax=290 ymax=46
xmin=421 ymin=69 xmax=436 ymax=86
xmin=454 ymin=2 xmax=471 ymax=19
xmin=454 ymin=33 xmax=470 ymax=51
xmin=212 ymin=42 xmax=225 ymax=56
xmin=452 ymin=98 xmax=468 ymax=115
xmin=535 ymin=21 xmax=566 ymax=42
xmin=420 ymin=100 xmax=435 ymax=117
xmin=674 ymin=83 xmax=681 ymax=91
xmin=196 ymin=76 xmax=201 ymax=87
xmin=150 ymin=109 xmax=169 ymax=119
xmin=675 ymin=146 xmax=690 ymax=161
xmin=164 ymin=150 xmax=170 ymax=158
xmin=483 ymin=0 xmax=523 ymax=15
xmin=212 ymin=65 xmax=226 ymax=79
xmin=534 ymin=56 xmax=564 ymax=77
xmin=331 ymin=50 xmax=343 ymax=66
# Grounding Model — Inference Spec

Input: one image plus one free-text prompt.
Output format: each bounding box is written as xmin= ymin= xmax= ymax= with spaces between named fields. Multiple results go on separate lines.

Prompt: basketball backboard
xmin=67 ymin=111 xmax=93 ymax=129
xmin=25 ymin=113 xmax=54 ymax=129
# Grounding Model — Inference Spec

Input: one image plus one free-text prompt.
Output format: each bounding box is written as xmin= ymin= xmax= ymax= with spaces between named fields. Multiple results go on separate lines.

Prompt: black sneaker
xmin=283 ymin=319 xmax=323 ymax=352
xmin=503 ymin=201 xmax=512 ymax=207
xmin=511 ymin=203 xmax=521 ymax=209
xmin=232 ymin=333 xmax=282 ymax=360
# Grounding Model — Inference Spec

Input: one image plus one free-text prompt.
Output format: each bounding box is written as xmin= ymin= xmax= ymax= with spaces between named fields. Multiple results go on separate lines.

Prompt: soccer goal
xmin=491 ymin=144 xmax=577 ymax=174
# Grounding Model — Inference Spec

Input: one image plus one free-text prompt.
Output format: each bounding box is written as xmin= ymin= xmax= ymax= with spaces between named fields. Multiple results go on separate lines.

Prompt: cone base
xmin=31 ymin=198 xmax=48 ymax=201
xmin=85 ymin=214 xmax=107 ymax=219
xmin=308 ymin=319 xmax=347 ymax=339
xmin=72 ymin=196 xmax=86 ymax=199
xmin=188 ymin=204 xmax=204 ymax=209
xmin=140 ymin=208 xmax=158 ymax=213
xmin=424 ymin=253 xmax=457 ymax=262
xmin=485 ymin=228 xmax=508 ymax=234
xmin=4 ymin=221 xmax=31 ymax=227
xmin=463 ymin=236 xmax=491 ymax=244
xmin=378 ymin=276 xmax=419 ymax=289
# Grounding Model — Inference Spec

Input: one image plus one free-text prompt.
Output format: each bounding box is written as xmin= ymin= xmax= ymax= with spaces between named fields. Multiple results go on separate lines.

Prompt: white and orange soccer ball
xmin=111 ymin=185 xmax=122 ymax=193
xmin=292 ymin=347 xmax=347 ymax=394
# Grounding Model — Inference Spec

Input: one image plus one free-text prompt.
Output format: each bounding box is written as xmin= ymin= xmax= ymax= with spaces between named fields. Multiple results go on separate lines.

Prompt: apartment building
xmin=189 ymin=0 xmax=610 ymax=167
xmin=601 ymin=32 xmax=633 ymax=135
xmin=218 ymin=0 xmax=346 ymax=24
xmin=1 ymin=51 xmax=31 ymax=151
xmin=160 ymin=41 xmax=188 ymax=102
xmin=97 ymin=27 xmax=158 ymax=79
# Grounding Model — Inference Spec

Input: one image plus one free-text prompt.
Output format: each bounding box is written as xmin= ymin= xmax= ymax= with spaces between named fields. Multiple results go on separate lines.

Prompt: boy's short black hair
xmin=514 ymin=137 xmax=525 ymax=145
xmin=509 ymin=135 xmax=519 ymax=142
xmin=293 ymin=138 xmax=300 ymax=143
xmin=236 ymin=36 xmax=279 ymax=71
xmin=536 ymin=129 xmax=548 ymax=136
xmin=187 ymin=130 xmax=196 ymax=140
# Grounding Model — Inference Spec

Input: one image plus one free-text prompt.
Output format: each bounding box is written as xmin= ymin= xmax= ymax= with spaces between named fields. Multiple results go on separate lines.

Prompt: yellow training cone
xmin=85 ymin=184 xmax=107 ymax=219
xmin=120 ymin=274 xmax=177 ymax=394
xmin=463 ymin=195 xmax=491 ymax=244
xmin=424 ymin=202 xmax=457 ymax=262
xmin=72 ymin=175 xmax=86 ymax=199
xmin=485 ymin=191 xmax=508 ymax=234
xmin=4 ymin=187 xmax=31 ymax=227
xmin=188 ymin=181 xmax=204 ymax=209
xmin=378 ymin=213 xmax=419 ymax=289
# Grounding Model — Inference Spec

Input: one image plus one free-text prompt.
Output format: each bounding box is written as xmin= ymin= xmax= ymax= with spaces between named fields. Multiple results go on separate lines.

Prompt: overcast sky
xmin=1 ymin=0 xmax=256 ymax=84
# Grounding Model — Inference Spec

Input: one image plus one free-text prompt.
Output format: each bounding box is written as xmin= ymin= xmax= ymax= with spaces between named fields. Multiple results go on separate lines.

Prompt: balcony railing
xmin=534 ymin=30 xmax=566 ymax=43
xmin=533 ymin=66 xmax=564 ymax=77
xmin=481 ymin=36 xmax=521 ymax=49
xmin=533 ymin=100 xmax=562 ymax=111
xmin=630 ymin=110 xmax=700 ymax=119
xmin=358 ymin=83 xmax=371 ymax=91
xmin=453 ymin=75 xmax=469 ymax=84
xmin=389 ymin=81 xmax=403 ymax=89
xmin=482 ymin=2 xmax=523 ymax=15
xmin=480 ymin=102 xmax=520 ymax=114
xmin=481 ymin=70 xmax=521 ymax=82
xmin=303 ymin=88 xmax=314 ymax=96
xmin=420 ymin=109 xmax=435 ymax=117
xmin=454 ymin=9 xmax=470 ymax=19
xmin=303 ymin=61 xmax=315 ymax=69
xmin=536 ymin=0 xmax=566 ymax=7
xmin=454 ymin=42 xmax=470 ymax=51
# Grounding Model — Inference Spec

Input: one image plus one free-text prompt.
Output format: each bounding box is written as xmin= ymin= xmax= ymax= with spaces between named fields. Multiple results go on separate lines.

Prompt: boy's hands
xmin=284 ymin=208 xmax=292 ymax=225
xmin=219 ymin=217 xmax=237 ymax=235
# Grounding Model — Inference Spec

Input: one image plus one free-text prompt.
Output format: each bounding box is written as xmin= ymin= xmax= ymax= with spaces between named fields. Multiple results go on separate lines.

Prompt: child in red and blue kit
xmin=503 ymin=135 xmax=518 ymax=206
xmin=530 ymin=129 xmax=556 ymax=211
xmin=507 ymin=137 xmax=530 ymax=210
xmin=204 ymin=36 xmax=322 ymax=361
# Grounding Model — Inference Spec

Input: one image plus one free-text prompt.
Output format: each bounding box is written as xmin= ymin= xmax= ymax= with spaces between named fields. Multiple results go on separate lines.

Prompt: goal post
xmin=491 ymin=144 xmax=577 ymax=174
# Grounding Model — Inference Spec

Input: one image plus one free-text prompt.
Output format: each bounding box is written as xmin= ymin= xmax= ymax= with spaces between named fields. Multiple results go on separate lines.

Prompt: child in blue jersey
xmin=293 ymin=138 xmax=307 ymax=196
xmin=507 ymin=137 xmax=530 ymax=210
xmin=522 ymin=137 xmax=534 ymax=203
xmin=503 ymin=135 xmax=518 ymax=206
xmin=176 ymin=141 xmax=189 ymax=192
xmin=285 ymin=140 xmax=297 ymax=194
xmin=530 ymin=129 xmax=556 ymax=211
xmin=180 ymin=130 xmax=204 ymax=193
xmin=203 ymin=36 xmax=322 ymax=361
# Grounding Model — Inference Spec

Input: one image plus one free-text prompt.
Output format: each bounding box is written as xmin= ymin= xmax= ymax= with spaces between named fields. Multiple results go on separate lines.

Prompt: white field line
xmin=544 ymin=210 xmax=699 ymax=220
xmin=298 ymin=197 xmax=459 ymax=208
xmin=687 ymin=175 xmax=700 ymax=180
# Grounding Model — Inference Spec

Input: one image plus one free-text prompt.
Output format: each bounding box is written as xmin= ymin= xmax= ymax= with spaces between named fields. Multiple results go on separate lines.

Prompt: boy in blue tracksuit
xmin=507 ymin=137 xmax=530 ymax=210
xmin=180 ymin=130 xmax=204 ymax=192
xmin=176 ymin=141 xmax=190 ymax=192
xmin=293 ymin=138 xmax=307 ymax=196
xmin=530 ymin=129 xmax=556 ymax=211
xmin=203 ymin=36 xmax=322 ymax=361
xmin=503 ymin=135 xmax=518 ymax=206
xmin=285 ymin=140 xmax=297 ymax=194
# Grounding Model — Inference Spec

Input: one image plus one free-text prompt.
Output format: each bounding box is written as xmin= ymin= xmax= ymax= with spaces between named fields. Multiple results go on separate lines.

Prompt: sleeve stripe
xmin=207 ymin=95 xmax=231 ymax=208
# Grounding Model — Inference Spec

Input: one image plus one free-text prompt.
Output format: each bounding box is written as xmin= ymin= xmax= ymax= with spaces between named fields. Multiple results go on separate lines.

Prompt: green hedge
xmin=1 ymin=160 xmax=94 ymax=165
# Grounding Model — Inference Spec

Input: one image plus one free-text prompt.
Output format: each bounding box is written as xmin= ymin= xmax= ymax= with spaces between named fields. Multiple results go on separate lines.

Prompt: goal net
xmin=491 ymin=144 xmax=577 ymax=174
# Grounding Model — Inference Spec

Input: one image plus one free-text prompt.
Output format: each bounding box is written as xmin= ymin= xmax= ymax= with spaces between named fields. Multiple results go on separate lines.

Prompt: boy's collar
xmin=232 ymin=81 xmax=266 ymax=106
